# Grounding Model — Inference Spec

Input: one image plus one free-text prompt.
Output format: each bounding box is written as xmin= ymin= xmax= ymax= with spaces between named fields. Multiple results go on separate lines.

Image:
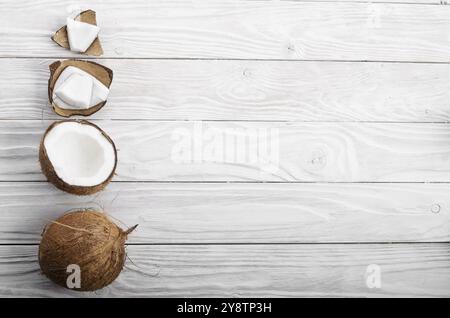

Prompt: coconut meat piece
xmin=66 ymin=18 xmax=100 ymax=53
xmin=52 ymin=66 xmax=110 ymax=110
xmin=44 ymin=122 xmax=115 ymax=187
xmin=54 ymin=73 xmax=93 ymax=108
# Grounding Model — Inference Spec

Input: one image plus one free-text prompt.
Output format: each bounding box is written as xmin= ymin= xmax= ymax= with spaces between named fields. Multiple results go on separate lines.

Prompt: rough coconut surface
xmin=39 ymin=210 xmax=136 ymax=291
xmin=39 ymin=120 xmax=117 ymax=195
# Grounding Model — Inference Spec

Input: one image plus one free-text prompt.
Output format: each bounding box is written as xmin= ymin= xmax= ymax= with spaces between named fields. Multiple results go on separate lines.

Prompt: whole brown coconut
xmin=39 ymin=210 xmax=137 ymax=291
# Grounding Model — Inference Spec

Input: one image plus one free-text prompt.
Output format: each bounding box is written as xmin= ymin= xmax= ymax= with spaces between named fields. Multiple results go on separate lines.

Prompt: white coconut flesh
xmin=44 ymin=122 xmax=115 ymax=187
xmin=66 ymin=17 xmax=100 ymax=53
xmin=53 ymin=66 xmax=109 ymax=110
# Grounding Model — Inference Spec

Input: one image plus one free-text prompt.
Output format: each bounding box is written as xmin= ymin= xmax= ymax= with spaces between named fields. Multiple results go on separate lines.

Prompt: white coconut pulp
xmin=66 ymin=17 xmax=100 ymax=53
xmin=53 ymin=66 xmax=109 ymax=110
xmin=44 ymin=122 xmax=116 ymax=187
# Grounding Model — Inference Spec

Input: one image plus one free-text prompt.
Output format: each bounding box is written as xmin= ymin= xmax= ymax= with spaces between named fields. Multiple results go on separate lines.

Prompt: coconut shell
xmin=48 ymin=59 xmax=113 ymax=117
xmin=39 ymin=210 xmax=137 ymax=291
xmin=52 ymin=10 xmax=103 ymax=56
xmin=39 ymin=120 xmax=117 ymax=196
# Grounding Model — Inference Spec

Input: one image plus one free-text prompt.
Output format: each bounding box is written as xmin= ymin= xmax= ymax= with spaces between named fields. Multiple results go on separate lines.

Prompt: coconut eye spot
xmin=43 ymin=122 xmax=116 ymax=187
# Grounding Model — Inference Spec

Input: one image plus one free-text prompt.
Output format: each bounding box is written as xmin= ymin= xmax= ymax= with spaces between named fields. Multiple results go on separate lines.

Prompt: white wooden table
xmin=0 ymin=0 xmax=450 ymax=297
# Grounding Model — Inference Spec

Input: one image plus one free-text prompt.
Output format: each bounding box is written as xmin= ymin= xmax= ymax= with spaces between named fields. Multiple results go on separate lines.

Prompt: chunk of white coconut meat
xmin=53 ymin=66 xmax=109 ymax=110
xmin=66 ymin=17 xmax=100 ymax=53
xmin=44 ymin=122 xmax=115 ymax=187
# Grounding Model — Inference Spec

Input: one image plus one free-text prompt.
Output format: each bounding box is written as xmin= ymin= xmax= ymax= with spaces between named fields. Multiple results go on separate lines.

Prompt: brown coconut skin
xmin=39 ymin=210 xmax=136 ymax=292
xmin=48 ymin=59 xmax=113 ymax=117
xmin=39 ymin=120 xmax=117 ymax=196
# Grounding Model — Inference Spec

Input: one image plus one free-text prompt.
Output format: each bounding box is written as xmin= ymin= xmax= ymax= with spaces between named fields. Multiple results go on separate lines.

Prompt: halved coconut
xmin=52 ymin=10 xmax=103 ymax=56
xmin=39 ymin=120 xmax=117 ymax=195
xmin=48 ymin=60 xmax=113 ymax=117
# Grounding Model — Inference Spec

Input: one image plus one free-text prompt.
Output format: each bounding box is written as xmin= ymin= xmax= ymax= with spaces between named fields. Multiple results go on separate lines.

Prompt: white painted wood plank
xmin=2 ymin=120 xmax=450 ymax=182
xmin=2 ymin=59 xmax=450 ymax=122
xmin=0 ymin=244 xmax=448 ymax=297
xmin=293 ymin=0 xmax=441 ymax=3
xmin=294 ymin=0 xmax=442 ymax=2
xmin=1 ymin=1 xmax=450 ymax=61
xmin=0 ymin=182 xmax=448 ymax=244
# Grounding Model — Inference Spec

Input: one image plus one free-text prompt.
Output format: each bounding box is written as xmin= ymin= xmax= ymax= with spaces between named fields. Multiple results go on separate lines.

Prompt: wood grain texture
xmin=293 ymin=0 xmax=443 ymax=2
xmin=290 ymin=0 xmax=441 ymax=3
xmin=0 ymin=244 xmax=449 ymax=297
xmin=274 ymin=0 xmax=441 ymax=3
xmin=2 ymin=120 xmax=450 ymax=182
xmin=1 ymin=0 xmax=449 ymax=299
xmin=1 ymin=1 xmax=450 ymax=61
xmin=2 ymin=58 xmax=450 ymax=122
xmin=0 ymin=182 xmax=449 ymax=244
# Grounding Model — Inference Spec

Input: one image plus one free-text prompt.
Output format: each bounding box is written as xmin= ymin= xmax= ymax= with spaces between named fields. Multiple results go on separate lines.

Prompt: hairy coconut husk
xmin=52 ymin=10 xmax=103 ymax=56
xmin=39 ymin=209 xmax=137 ymax=291
xmin=48 ymin=59 xmax=113 ymax=117
xmin=39 ymin=120 xmax=117 ymax=196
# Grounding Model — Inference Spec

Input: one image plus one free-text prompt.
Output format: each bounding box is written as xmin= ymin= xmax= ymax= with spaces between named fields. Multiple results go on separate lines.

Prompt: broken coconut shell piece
xmin=48 ymin=59 xmax=113 ymax=117
xmin=52 ymin=10 xmax=103 ymax=56
xmin=39 ymin=120 xmax=117 ymax=195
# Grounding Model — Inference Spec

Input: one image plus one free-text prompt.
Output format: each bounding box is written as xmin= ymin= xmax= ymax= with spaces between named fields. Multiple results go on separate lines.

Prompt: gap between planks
xmin=4 ymin=57 xmax=450 ymax=64
xmin=1 ymin=242 xmax=449 ymax=246
xmin=2 ymin=119 xmax=450 ymax=124
xmin=5 ymin=180 xmax=450 ymax=184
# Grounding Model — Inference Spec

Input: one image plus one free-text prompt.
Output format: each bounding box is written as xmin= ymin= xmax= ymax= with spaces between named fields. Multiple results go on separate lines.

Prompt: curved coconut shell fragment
xmin=39 ymin=120 xmax=117 ymax=195
xmin=52 ymin=10 xmax=103 ymax=56
xmin=48 ymin=59 xmax=113 ymax=117
xmin=39 ymin=209 xmax=137 ymax=291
